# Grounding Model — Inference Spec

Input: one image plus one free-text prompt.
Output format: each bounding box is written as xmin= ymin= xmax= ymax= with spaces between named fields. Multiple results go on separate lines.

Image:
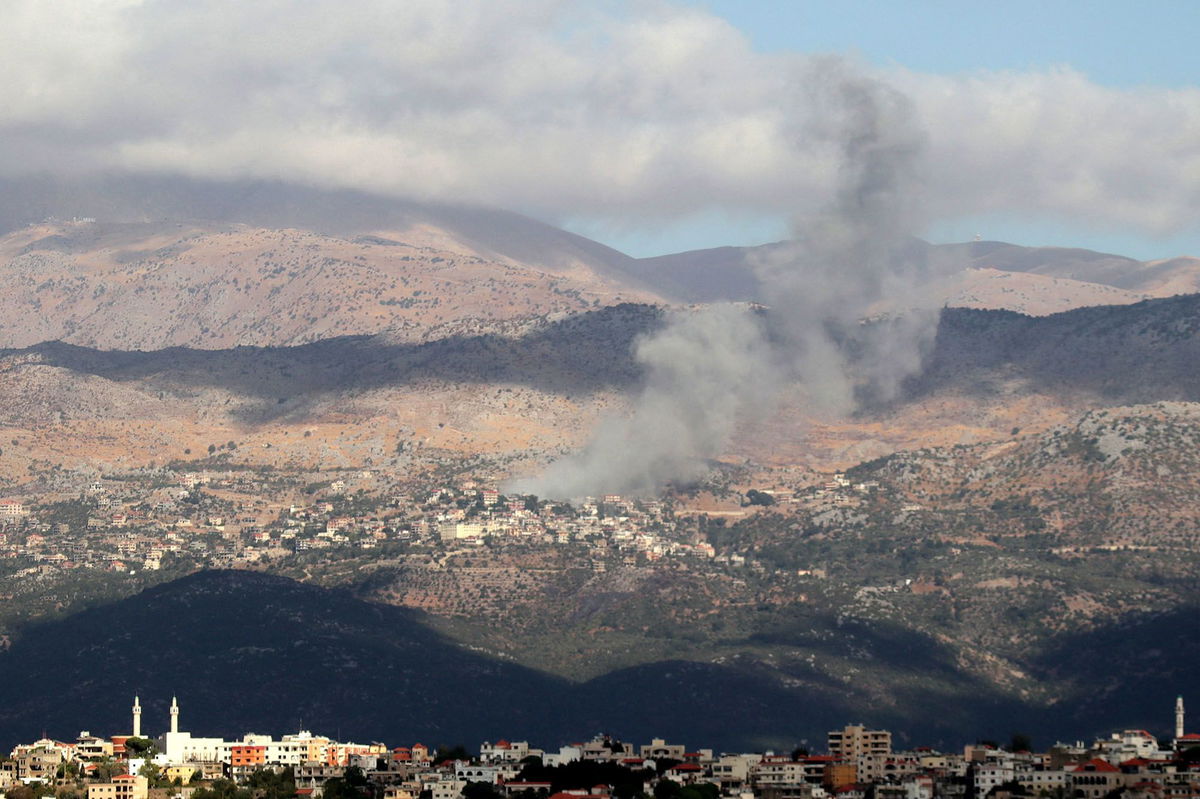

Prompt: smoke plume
xmin=508 ymin=304 xmax=773 ymax=498
xmin=518 ymin=59 xmax=942 ymax=499
xmin=755 ymin=57 xmax=937 ymax=412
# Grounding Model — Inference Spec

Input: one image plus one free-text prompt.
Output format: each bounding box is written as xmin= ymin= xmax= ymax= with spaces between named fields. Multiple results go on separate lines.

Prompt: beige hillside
xmin=935 ymin=267 xmax=1150 ymax=315
xmin=0 ymin=221 xmax=662 ymax=350
xmin=1120 ymin=256 xmax=1200 ymax=296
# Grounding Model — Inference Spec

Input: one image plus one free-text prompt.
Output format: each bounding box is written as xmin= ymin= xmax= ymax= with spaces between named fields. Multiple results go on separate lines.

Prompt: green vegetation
xmin=193 ymin=768 xmax=297 ymax=799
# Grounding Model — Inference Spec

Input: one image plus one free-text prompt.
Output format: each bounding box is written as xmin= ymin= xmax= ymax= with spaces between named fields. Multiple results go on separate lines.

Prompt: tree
xmin=653 ymin=782 xmax=680 ymax=799
xmin=139 ymin=762 xmax=172 ymax=789
xmin=679 ymin=786 xmax=718 ymax=799
xmin=94 ymin=758 xmax=124 ymax=782
xmin=344 ymin=766 xmax=367 ymax=788
xmin=245 ymin=766 xmax=297 ymax=799
xmin=321 ymin=778 xmax=362 ymax=799
xmin=1009 ymin=733 xmax=1033 ymax=753
xmin=191 ymin=778 xmax=252 ymax=799
xmin=464 ymin=782 xmax=502 ymax=799
xmin=434 ymin=746 xmax=471 ymax=764
xmin=124 ymin=737 xmax=157 ymax=758
xmin=745 ymin=490 xmax=776 ymax=507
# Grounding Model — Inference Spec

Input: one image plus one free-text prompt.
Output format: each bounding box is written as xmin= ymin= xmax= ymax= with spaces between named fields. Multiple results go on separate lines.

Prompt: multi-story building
xmin=829 ymin=726 xmax=892 ymax=760
xmin=87 ymin=775 xmax=148 ymax=799
xmin=828 ymin=726 xmax=892 ymax=783
xmin=13 ymin=742 xmax=67 ymax=782
xmin=75 ymin=733 xmax=114 ymax=761
xmin=1067 ymin=758 xmax=1125 ymax=799
xmin=710 ymin=754 xmax=757 ymax=791
xmin=229 ymin=744 xmax=267 ymax=780
xmin=640 ymin=738 xmax=686 ymax=761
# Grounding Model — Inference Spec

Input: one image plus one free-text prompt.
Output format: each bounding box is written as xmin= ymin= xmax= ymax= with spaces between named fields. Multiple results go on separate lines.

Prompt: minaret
xmin=1177 ymin=695 xmax=1185 ymax=740
xmin=170 ymin=696 xmax=179 ymax=734
xmin=132 ymin=696 xmax=142 ymax=738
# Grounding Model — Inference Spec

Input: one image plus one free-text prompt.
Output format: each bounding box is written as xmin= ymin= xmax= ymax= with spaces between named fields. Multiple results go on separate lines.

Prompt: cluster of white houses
xmin=6 ymin=698 xmax=1200 ymax=799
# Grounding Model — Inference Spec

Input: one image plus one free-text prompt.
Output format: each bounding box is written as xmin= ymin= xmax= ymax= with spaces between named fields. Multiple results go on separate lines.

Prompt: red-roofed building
xmin=665 ymin=762 xmax=704 ymax=785
xmin=87 ymin=774 xmax=148 ymax=799
xmin=1176 ymin=733 xmax=1200 ymax=752
xmin=1070 ymin=759 xmax=1122 ymax=799
xmin=481 ymin=739 xmax=535 ymax=763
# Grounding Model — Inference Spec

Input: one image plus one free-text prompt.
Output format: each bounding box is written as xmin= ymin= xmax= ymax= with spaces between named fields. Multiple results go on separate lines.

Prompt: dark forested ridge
xmin=0 ymin=570 xmax=1192 ymax=753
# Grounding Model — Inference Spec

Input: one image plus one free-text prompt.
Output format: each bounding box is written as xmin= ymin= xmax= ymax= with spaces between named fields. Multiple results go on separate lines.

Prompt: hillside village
xmin=2 ymin=333 xmax=1200 ymax=751
xmin=0 ymin=452 xmax=892 ymax=576
xmin=7 ymin=698 xmax=1200 ymax=799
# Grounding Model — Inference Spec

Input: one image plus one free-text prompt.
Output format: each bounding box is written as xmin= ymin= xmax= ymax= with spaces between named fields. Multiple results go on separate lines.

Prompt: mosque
xmin=122 ymin=696 xmax=384 ymax=769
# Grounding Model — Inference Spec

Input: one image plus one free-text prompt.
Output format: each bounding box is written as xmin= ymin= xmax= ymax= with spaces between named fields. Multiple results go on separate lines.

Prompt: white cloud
xmin=2 ymin=0 xmax=1198 ymax=237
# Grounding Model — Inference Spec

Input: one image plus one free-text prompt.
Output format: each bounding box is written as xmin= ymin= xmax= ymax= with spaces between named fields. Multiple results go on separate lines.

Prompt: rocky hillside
xmin=2 ymin=175 xmax=1196 ymax=356
xmin=852 ymin=402 xmax=1200 ymax=549
xmin=2 ymin=295 xmax=1200 ymax=481
xmin=0 ymin=221 xmax=658 ymax=350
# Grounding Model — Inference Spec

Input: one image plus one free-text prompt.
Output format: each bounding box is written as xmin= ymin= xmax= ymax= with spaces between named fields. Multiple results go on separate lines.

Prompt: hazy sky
xmin=4 ymin=0 xmax=1198 ymax=259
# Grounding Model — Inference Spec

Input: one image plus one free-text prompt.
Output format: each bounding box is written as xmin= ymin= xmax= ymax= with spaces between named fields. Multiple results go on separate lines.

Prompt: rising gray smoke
xmin=754 ymin=57 xmax=937 ymax=412
xmin=518 ymin=59 xmax=941 ymax=499
xmin=508 ymin=304 xmax=774 ymax=498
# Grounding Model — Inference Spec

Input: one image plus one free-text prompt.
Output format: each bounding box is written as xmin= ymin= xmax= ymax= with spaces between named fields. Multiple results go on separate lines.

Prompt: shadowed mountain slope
xmin=917 ymin=296 xmax=1200 ymax=401
xmin=0 ymin=570 xmax=1008 ymax=752
xmin=3 ymin=294 xmax=1199 ymax=421
xmin=0 ymin=569 xmax=1193 ymax=752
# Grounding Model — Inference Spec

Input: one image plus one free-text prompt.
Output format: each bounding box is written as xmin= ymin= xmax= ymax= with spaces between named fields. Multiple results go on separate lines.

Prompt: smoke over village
xmin=520 ymin=58 xmax=941 ymax=498
xmin=1 ymin=0 xmax=1200 ymax=779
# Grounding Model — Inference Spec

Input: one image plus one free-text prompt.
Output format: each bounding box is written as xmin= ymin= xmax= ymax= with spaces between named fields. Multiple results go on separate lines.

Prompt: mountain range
xmin=2 ymin=174 xmax=1200 ymax=752
xmin=2 ymin=175 xmax=1199 ymax=353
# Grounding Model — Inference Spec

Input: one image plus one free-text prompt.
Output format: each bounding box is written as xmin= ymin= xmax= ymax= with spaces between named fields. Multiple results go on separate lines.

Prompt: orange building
xmin=231 ymin=745 xmax=267 ymax=768
xmin=824 ymin=762 xmax=857 ymax=790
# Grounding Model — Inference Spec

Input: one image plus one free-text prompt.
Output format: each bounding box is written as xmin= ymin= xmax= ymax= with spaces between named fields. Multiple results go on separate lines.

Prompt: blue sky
xmin=700 ymin=0 xmax=1197 ymax=89
xmin=566 ymin=0 xmax=1200 ymax=260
